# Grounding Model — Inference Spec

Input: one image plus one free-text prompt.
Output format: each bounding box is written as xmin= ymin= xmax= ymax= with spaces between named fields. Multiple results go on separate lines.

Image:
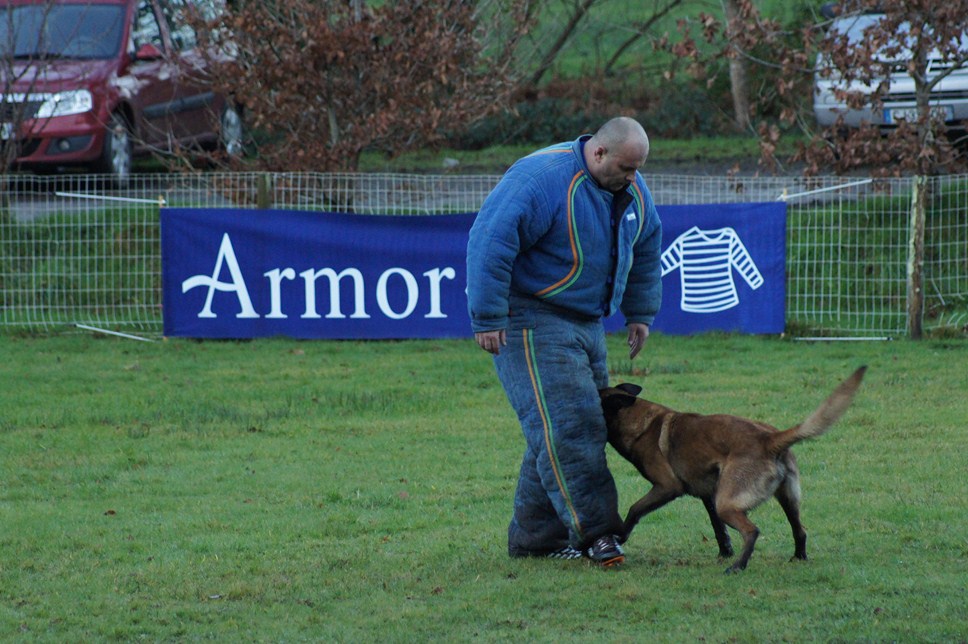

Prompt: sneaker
xmin=585 ymin=534 xmax=625 ymax=567
xmin=545 ymin=546 xmax=583 ymax=560
xmin=509 ymin=545 xmax=583 ymax=560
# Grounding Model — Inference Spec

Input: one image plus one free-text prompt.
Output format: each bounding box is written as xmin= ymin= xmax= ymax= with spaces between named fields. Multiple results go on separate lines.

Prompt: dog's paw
xmin=724 ymin=562 xmax=747 ymax=574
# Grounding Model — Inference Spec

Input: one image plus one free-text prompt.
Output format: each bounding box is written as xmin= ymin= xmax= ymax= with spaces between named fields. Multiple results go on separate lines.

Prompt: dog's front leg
xmin=622 ymin=486 xmax=681 ymax=541
xmin=701 ymin=496 xmax=734 ymax=558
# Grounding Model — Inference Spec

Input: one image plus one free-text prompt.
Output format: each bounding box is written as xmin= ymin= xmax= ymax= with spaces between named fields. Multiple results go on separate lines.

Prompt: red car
xmin=0 ymin=0 xmax=242 ymax=183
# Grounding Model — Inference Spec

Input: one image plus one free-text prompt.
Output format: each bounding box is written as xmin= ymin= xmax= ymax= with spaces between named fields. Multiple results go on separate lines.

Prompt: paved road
xmin=2 ymin=165 xmax=884 ymax=223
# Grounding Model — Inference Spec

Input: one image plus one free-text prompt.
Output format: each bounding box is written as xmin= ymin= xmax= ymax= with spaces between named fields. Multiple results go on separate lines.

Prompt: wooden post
xmin=256 ymin=173 xmax=273 ymax=210
xmin=0 ymin=177 xmax=10 ymax=225
xmin=906 ymin=175 xmax=926 ymax=340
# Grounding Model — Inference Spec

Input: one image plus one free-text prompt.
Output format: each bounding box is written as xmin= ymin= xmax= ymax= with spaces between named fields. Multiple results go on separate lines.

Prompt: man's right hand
xmin=475 ymin=329 xmax=507 ymax=355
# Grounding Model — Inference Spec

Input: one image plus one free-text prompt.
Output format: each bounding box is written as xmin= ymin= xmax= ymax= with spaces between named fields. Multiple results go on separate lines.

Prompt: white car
xmin=813 ymin=9 xmax=968 ymax=130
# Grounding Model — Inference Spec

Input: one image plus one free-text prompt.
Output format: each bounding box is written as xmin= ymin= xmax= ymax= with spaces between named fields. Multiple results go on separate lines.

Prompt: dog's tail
xmin=768 ymin=366 xmax=867 ymax=455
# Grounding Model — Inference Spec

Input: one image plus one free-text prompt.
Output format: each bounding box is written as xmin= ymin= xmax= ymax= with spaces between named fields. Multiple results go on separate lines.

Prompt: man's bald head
xmin=584 ymin=117 xmax=650 ymax=191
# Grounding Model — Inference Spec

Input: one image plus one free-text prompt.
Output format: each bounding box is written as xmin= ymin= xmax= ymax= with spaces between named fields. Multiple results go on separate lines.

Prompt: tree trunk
xmin=722 ymin=0 xmax=752 ymax=132
xmin=906 ymin=175 xmax=927 ymax=340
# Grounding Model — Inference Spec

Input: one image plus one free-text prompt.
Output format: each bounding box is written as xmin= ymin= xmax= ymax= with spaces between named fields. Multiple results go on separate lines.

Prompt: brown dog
xmin=599 ymin=366 xmax=866 ymax=573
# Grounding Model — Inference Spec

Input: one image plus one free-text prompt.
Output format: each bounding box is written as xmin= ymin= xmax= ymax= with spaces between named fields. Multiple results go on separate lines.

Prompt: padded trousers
xmin=494 ymin=300 xmax=624 ymax=554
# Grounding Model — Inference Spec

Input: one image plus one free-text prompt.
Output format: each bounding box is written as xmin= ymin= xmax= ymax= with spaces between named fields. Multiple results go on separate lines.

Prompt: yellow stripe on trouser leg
xmin=523 ymin=327 xmax=584 ymax=541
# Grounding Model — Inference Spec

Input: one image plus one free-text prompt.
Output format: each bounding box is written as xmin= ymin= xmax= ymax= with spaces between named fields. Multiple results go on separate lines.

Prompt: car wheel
xmin=96 ymin=112 xmax=133 ymax=186
xmin=220 ymin=105 xmax=244 ymax=158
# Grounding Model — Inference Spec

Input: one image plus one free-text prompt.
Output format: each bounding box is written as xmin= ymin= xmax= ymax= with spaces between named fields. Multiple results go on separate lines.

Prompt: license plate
xmin=884 ymin=105 xmax=954 ymax=124
xmin=0 ymin=122 xmax=11 ymax=140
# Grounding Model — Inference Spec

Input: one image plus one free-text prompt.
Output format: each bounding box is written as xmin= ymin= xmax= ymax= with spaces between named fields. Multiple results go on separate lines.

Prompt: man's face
xmin=589 ymin=142 xmax=648 ymax=191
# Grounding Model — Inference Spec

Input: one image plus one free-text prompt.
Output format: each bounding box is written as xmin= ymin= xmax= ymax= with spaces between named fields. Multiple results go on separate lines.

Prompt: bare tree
xmin=0 ymin=2 xmax=56 ymax=175
xmin=692 ymin=0 xmax=968 ymax=175
xmin=189 ymin=0 xmax=533 ymax=172
xmin=601 ymin=0 xmax=686 ymax=77
xmin=805 ymin=0 xmax=968 ymax=175
xmin=526 ymin=0 xmax=598 ymax=89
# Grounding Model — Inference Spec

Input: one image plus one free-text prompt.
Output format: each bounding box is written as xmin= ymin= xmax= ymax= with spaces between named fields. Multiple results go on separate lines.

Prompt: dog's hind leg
xmin=716 ymin=507 xmax=759 ymax=574
xmin=701 ymin=496 xmax=734 ymax=558
xmin=715 ymin=464 xmax=773 ymax=572
xmin=774 ymin=468 xmax=808 ymax=561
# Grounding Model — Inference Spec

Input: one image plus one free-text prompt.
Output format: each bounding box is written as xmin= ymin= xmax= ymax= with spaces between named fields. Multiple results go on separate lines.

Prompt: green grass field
xmin=1 ymin=332 xmax=965 ymax=641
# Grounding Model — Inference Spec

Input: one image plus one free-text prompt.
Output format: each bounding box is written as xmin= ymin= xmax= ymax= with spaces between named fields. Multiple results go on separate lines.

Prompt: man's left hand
xmin=627 ymin=323 xmax=650 ymax=359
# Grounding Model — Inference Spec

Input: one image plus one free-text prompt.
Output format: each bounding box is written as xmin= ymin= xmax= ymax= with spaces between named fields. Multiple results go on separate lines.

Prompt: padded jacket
xmin=466 ymin=135 xmax=663 ymax=333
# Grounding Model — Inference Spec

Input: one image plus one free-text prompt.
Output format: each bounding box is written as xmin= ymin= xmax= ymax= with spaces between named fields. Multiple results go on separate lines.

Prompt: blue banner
xmin=161 ymin=202 xmax=785 ymax=339
xmin=650 ymin=202 xmax=786 ymax=335
xmin=161 ymin=209 xmax=475 ymax=339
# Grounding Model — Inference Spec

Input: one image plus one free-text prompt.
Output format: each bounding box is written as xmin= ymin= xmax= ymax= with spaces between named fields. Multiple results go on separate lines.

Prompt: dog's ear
xmin=615 ymin=383 xmax=642 ymax=397
xmin=600 ymin=384 xmax=640 ymax=417
xmin=600 ymin=392 xmax=637 ymax=416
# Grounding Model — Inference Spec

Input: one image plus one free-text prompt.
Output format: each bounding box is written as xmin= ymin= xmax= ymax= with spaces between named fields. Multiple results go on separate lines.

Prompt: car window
xmin=160 ymin=0 xmax=197 ymax=51
xmin=0 ymin=4 xmax=125 ymax=60
xmin=829 ymin=13 xmax=968 ymax=68
xmin=130 ymin=0 xmax=166 ymax=54
xmin=829 ymin=14 xmax=884 ymax=44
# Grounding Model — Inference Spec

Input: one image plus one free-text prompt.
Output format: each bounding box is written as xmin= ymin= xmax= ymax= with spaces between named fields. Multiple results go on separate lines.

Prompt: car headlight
xmin=34 ymin=90 xmax=94 ymax=118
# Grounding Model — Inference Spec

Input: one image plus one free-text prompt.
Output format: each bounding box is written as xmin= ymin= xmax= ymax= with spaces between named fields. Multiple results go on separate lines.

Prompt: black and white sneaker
xmin=509 ymin=545 xmax=583 ymax=560
xmin=545 ymin=546 xmax=583 ymax=560
xmin=585 ymin=535 xmax=625 ymax=567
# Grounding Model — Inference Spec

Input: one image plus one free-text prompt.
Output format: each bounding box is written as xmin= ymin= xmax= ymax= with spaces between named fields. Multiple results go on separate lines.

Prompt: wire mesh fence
xmin=1 ymin=171 xmax=966 ymax=338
